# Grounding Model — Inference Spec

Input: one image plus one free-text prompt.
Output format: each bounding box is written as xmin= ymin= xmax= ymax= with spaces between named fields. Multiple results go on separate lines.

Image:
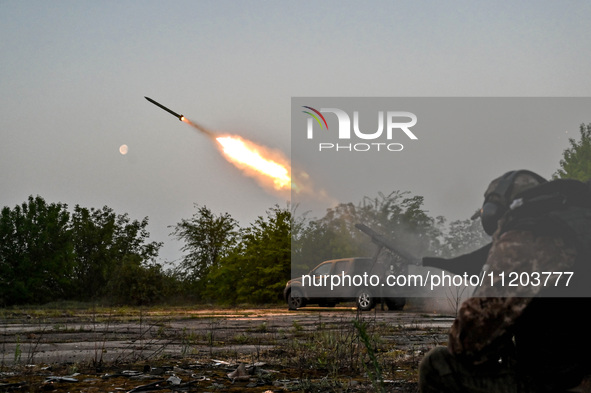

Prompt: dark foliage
xmin=0 ymin=196 xmax=163 ymax=306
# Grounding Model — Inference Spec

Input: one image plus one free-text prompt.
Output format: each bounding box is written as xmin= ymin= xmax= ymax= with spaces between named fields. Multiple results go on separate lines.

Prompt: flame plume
xmin=215 ymin=135 xmax=291 ymax=191
xmin=179 ymin=116 xmax=291 ymax=192
xmin=143 ymin=97 xmax=329 ymax=199
xmin=180 ymin=115 xmax=331 ymax=202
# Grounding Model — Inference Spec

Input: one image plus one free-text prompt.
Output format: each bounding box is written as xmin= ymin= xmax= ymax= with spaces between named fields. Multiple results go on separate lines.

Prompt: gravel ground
xmin=0 ymin=303 xmax=453 ymax=392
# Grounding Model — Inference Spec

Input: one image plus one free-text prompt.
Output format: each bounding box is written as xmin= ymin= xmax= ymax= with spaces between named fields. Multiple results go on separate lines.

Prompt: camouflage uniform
xmin=419 ymin=174 xmax=591 ymax=392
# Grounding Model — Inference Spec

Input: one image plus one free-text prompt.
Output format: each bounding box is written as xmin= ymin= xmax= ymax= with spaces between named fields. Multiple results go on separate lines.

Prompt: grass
xmin=0 ymin=304 xmax=448 ymax=392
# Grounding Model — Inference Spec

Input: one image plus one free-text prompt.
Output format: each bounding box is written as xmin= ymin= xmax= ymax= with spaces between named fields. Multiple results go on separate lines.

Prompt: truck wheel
xmin=288 ymin=288 xmax=305 ymax=310
xmin=356 ymin=290 xmax=374 ymax=311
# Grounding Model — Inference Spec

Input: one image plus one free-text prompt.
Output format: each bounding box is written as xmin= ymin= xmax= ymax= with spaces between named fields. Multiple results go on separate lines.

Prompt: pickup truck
xmin=283 ymin=257 xmax=406 ymax=311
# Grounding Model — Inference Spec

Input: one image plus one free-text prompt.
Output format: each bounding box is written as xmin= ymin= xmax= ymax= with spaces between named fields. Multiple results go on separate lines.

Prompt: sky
xmin=1 ymin=1 xmax=591 ymax=265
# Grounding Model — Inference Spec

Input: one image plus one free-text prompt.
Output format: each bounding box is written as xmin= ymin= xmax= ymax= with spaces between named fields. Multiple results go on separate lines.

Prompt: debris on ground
xmin=0 ymin=307 xmax=450 ymax=392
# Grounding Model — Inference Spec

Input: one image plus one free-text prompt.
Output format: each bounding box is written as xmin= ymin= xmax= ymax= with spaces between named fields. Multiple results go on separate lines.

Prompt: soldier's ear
xmin=481 ymin=201 xmax=505 ymax=236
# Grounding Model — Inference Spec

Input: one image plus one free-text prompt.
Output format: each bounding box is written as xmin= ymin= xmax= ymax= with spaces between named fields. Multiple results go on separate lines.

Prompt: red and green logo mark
xmin=302 ymin=106 xmax=328 ymax=130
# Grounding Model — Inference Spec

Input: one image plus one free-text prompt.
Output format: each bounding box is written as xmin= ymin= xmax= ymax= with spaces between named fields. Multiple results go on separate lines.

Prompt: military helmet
xmin=477 ymin=170 xmax=547 ymax=235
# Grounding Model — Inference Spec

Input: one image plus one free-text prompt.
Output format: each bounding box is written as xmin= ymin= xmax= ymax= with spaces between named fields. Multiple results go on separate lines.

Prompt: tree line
xmin=0 ymin=196 xmax=165 ymax=306
xmin=1 ymin=123 xmax=589 ymax=307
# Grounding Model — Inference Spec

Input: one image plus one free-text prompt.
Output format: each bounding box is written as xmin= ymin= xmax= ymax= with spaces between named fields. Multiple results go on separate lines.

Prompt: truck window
xmin=312 ymin=263 xmax=332 ymax=276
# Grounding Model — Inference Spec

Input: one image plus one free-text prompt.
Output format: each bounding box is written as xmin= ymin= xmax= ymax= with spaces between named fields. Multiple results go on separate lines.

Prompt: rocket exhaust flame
xmin=216 ymin=135 xmax=291 ymax=190
xmin=145 ymin=96 xmax=292 ymax=193
xmin=181 ymin=116 xmax=291 ymax=191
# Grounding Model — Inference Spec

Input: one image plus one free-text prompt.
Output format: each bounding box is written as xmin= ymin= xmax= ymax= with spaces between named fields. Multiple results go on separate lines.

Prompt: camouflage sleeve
xmin=448 ymin=229 xmax=577 ymax=364
xmin=448 ymin=296 xmax=528 ymax=364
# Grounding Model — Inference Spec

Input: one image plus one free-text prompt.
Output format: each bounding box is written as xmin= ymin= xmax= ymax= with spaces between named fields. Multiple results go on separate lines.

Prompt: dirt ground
xmin=0 ymin=302 xmax=453 ymax=392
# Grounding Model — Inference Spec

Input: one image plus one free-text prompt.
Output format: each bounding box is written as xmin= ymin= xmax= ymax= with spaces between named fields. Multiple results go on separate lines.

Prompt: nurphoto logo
xmin=302 ymin=106 xmax=418 ymax=152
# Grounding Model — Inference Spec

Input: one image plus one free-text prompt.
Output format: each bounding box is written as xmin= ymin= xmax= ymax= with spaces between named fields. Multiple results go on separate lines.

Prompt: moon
xmin=119 ymin=144 xmax=128 ymax=155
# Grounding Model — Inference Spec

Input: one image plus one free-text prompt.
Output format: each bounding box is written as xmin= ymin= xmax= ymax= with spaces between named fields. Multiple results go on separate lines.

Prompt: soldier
xmin=419 ymin=170 xmax=591 ymax=392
